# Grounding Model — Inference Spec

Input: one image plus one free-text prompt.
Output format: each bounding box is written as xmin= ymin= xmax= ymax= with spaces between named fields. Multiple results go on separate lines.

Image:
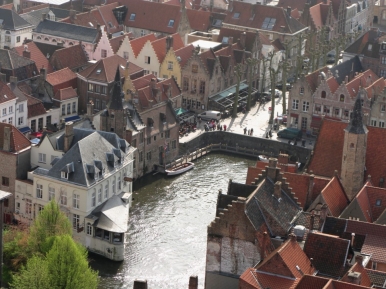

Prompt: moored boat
xmin=165 ymin=162 xmax=195 ymax=176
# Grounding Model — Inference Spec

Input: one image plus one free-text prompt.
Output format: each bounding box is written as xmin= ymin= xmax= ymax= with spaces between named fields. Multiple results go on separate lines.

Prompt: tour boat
xmin=165 ymin=162 xmax=195 ymax=176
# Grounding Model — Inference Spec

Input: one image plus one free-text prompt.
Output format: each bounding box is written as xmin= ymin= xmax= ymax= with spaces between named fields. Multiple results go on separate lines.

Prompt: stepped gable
xmin=174 ymin=44 xmax=194 ymax=69
xmin=129 ymin=34 xmax=157 ymax=58
xmin=151 ymin=33 xmax=184 ymax=64
xmin=109 ymin=33 xmax=133 ymax=54
xmin=305 ymin=66 xmax=329 ymax=92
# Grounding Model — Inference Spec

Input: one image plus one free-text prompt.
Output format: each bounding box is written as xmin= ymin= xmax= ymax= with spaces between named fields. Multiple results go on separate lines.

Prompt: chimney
xmin=133 ymin=280 xmax=148 ymax=289
xmin=239 ymin=32 xmax=246 ymax=49
xmin=166 ymin=36 xmax=173 ymax=54
xmin=69 ymin=9 xmax=77 ymax=21
xmin=9 ymin=76 xmax=18 ymax=84
xmin=64 ymin=122 xmax=74 ymax=153
xmin=289 ymin=233 xmax=297 ymax=242
xmin=40 ymin=67 xmax=47 ymax=81
xmin=351 ymin=233 xmax=355 ymax=247
xmin=150 ymin=78 xmax=157 ymax=90
xmin=267 ymin=158 xmax=279 ymax=180
xmin=347 ymin=272 xmax=362 ymax=285
xmin=188 ymin=276 xmax=198 ymax=289
xmin=23 ymin=47 xmax=31 ymax=59
xmin=274 ymin=181 xmax=282 ymax=200
xmin=41 ymin=13 xmax=47 ymax=21
xmin=87 ymin=101 xmax=94 ymax=118
xmin=355 ymin=255 xmax=363 ymax=267
xmin=287 ymin=6 xmax=291 ymax=16
xmin=3 ymin=126 xmax=11 ymax=152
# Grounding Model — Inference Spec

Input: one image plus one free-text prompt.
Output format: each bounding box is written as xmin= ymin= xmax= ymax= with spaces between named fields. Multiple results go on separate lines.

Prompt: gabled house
xmin=20 ymin=6 xmax=71 ymax=28
xmin=77 ymin=55 xmax=143 ymax=113
xmin=0 ymin=49 xmax=38 ymax=81
xmin=109 ymin=32 xmax=133 ymax=57
xmin=0 ymin=80 xmax=17 ymax=126
xmin=49 ymin=44 xmax=89 ymax=72
xmin=17 ymin=122 xmax=136 ymax=261
xmin=12 ymin=41 xmax=54 ymax=73
xmin=53 ymin=87 xmax=78 ymax=121
xmin=117 ymin=33 xmax=157 ymax=63
xmin=93 ymin=26 xmax=115 ymax=61
xmin=0 ymin=123 xmax=31 ymax=223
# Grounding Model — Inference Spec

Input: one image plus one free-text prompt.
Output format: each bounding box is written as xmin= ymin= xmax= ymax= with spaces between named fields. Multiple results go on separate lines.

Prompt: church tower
xmin=340 ymin=90 xmax=368 ymax=200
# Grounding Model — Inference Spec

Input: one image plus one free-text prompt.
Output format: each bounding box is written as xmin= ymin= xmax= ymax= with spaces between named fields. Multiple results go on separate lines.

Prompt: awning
xmin=290 ymin=113 xmax=299 ymax=118
xmin=30 ymin=132 xmax=43 ymax=138
xmin=18 ymin=126 xmax=31 ymax=134
xmin=30 ymin=138 xmax=40 ymax=145
xmin=175 ymin=108 xmax=188 ymax=116
xmin=311 ymin=116 xmax=322 ymax=129
xmin=211 ymin=82 xmax=248 ymax=102
xmin=64 ymin=115 xmax=81 ymax=122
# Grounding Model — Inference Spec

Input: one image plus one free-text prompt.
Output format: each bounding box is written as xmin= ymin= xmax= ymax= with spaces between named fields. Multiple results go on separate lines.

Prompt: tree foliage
xmin=10 ymin=256 xmax=51 ymax=289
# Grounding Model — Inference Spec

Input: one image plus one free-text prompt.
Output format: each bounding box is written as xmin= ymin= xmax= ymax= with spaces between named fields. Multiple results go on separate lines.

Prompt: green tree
xmin=10 ymin=256 xmax=51 ymax=289
xmin=46 ymin=235 xmax=99 ymax=289
xmin=28 ymin=200 xmax=72 ymax=254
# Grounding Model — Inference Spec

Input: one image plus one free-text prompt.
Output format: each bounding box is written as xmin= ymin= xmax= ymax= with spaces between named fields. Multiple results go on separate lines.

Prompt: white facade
xmin=0 ymin=27 xmax=32 ymax=49
xmin=260 ymin=44 xmax=283 ymax=92
xmin=0 ymin=98 xmax=17 ymax=126
xmin=15 ymin=99 xmax=28 ymax=129
xmin=129 ymin=40 xmax=160 ymax=76
xmin=93 ymin=26 xmax=114 ymax=61
xmin=30 ymin=135 xmax=62 ymax=169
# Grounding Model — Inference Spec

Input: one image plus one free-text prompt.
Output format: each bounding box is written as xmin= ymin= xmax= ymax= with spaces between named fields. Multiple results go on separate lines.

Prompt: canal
xmin=90 ymin=153 xmax=255 ymax=289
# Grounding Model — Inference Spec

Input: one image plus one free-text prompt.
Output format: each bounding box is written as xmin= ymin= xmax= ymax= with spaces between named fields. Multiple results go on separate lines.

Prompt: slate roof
xmin=49 ymin=44 xmax=88 ymax=71
xmin=40 ymin=129 xmax=131 ymax=187
xmin=0 ymin=8 xmax=33 ymax=30
xmin=332 ymin=56 xmax=363 ymax=85
xmin=35 ymin=19 xmax=100 ymax=43
xmin=245 ymin=178 xmax=301 ymax=237
xmin=79 ymin=55 xmax=142 ymax=84
xmin=223 ymin=2 xmax=306 ymax=34
xmin=0 ymin=123 xmax=31 ymax=152
xmin=0 ymin=49 xmax=36 ymax=71
xmin=53 ymin=87 xmax=77 ymax=101
xmin=20 ymin=7 xmax=51 ymax=28
xmin=345 ymin=29 xmax=385 ymax=59
xmin=109 ymin=67 xmax=124 ymax=110
xmin=12 ymin=41 xmax=53 ymax=73
xmin=0 ymin=81 xmax=16 ymax=104
xmin=46 ymin=67 xmax=77 ymax=87
xmin=303 ymin=232 xmax=350 ymax=278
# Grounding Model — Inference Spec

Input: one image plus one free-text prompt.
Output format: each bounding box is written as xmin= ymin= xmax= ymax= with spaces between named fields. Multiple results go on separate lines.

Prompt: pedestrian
xmin=224 ymin=124 xmax=227 ymax=131
xmin=248 ymin=129 xmax=251 ymax=135
xmin=269 ymin=129 xmax=272 ymax=138
xmin=220 ymin=125 xmax=222 ymax=131
xmin=250 ymin=128 xmax=253 ymax=136
xmin=244 ymin=127 xmax=247 ymax=134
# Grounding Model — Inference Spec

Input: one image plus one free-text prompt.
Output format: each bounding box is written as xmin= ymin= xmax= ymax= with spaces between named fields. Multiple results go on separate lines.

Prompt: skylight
xmin=168 ymin=19 xmax=175 ymax=27
xmin=96 ymin=69 xmax=102 ymax=74
xmin=130 ymin=13 xmax=136 ymax=21
xmin=213 ymin=19 xmax=222 ymax=27
xmin=262 ymin=17 xmax=276 ymax=30
xmin=233 ymin=12 xmax=240 ymax=19
xmin=222 ymin=37 xmax=229 ymax=44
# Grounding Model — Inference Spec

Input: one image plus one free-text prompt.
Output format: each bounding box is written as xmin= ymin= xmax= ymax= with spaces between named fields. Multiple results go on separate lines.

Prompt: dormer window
xmin=233 ymin=12 xmax=240 ymax=19
xmin=61 ymin=171 xmax=68 ymax=179
xmin=222 ymin=37 xmax=229 ymax=44
xmin=376 ymin=199 xmax=382 ymax=206
xmin=168 ymin=19 xmax=174 ymax=27
xmin=368 ymin=44 xmax=372 ymax=51
xmin=129 ymin=13 xmax=135 ymax=21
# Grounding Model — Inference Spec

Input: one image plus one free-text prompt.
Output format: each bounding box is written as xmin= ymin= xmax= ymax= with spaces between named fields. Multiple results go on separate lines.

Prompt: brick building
xmin=0 ymin=123 xmax=31 ymax=222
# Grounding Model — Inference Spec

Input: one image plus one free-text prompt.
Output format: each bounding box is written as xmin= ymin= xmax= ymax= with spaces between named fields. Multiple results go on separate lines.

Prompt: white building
xmin=15 ymin=122 xmax=136 ymax=261
xmin=0 ymin=8 xmax=33 ymax=49
xmin=0 ymin=82 xmax=17 ymax=126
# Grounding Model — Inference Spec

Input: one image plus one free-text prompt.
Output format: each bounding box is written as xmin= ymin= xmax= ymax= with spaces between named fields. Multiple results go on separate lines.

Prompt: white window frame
xmin=49 ymin=187 xmax=55 ymax=201
xmin=72 ymin=214 xmax=80 ymax=230
xmin=302 ymin=101 xmax=309 ymax=112
xmin=36 ymin=184 xmax=43 ymax=199
xmin=292 ymin=99 xmax=299 ymax=110
xmin=60 ymin=191 xmax=67 ymax=206
xmin=73 ymin=193 xmax=79 ymax=209
xmin=38 ymin=153 xmax=46 ymax=163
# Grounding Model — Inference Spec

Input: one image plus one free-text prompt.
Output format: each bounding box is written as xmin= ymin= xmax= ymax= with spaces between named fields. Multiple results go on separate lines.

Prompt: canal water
xmin=90 ymin=153 xmax=255 ymax=289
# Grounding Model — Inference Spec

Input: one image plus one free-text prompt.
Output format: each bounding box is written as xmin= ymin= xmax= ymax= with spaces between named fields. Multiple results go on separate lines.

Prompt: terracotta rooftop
xmin=26 ymin=94 xmax=46 ymax=118
xmin=109 ymin=33 xmax=133 ymax=54
xmin=12 ymin=41 xmax=53 ymax=73
xmin=129 ymin=34 xmax=157 ymax=58
xmin=0 ymin=81 xmax=17 ymax=104
xmin=186 ymin=9 xmax=211 ymax=31
xmin=0 ymin=123 xmax=31 ymax=153
xmin=319 ymin=176 xmax=349 ymax=217
xmin=50 ymin=44 xmax=88 ymax=71
xmin=361 ymin=234 xmax=386 ymax=264
xmin=151 ymin=33 xmax=184 ymax=64
xmin=341 ymin=261 xmax=372 ymax=287
xmin=174 ymin=44 xmax=194 ymax=69
xmin=46 ymin=67 xmax=77 ymax=87
xmin=53 ymin=87 xmax=77 ymax=102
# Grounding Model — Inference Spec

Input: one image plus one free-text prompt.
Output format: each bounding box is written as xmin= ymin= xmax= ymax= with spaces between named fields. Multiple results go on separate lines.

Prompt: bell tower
xmin=340 ymin=90 xmax=368 ymax=200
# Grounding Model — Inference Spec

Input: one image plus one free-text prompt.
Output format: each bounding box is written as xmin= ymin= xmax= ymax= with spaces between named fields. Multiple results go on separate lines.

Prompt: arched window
xmin=5 ymin=31 xmax=10 ymax=34
xmin=340 ymin=94 xmax=345 ymax=102
xmin=321 ymin=91 xmax=326 ymax=98
xmin=37 ymin=36 xmax=41 ymax=40
xmin=52 ymin=39 xmax=56 ymax=43
xmin=350 ymin=143 xmax=355 ymax=149
xmin=44 ymin=38 xmax=49 ymax=41
xmin=69 ymin=42 xmax=74 ymax=46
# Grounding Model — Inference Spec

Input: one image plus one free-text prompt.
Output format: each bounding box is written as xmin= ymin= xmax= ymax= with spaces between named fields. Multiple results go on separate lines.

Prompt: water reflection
xmin=91 ymin=153 xmax=255 ymax=289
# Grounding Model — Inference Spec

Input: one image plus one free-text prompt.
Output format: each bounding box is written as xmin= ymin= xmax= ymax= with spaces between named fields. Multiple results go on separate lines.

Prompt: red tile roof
xmin=345 ymin=70 xmax=381 ymax=98
xmin=320 ymin=176 xmax=349 ymax=217
xmin=174 ymin=44 xmax=194 ymax=69
xmin=151 ymin=33 xmax=184 ymax=64
xmin=50 ymin=44 xmax=88 ymax=71
xmin=361 ymin=234 xmax=386 ymax=263
xmin=326 ymin=76 xmax=339 ymax=94
xmin=346 ymin=219 xmax=386 ymax=238
xmin=46 ymin=67 xmax=77 ymax=87
xmin=53 ymin=87 xmax=77 ymax=101
xmin=109 ymin=33 xmax=133 ymax=54
xmin=293 ymin=275 xmax=329 ymax=289
xmin=341 ymin=262 xmax=372 ymax=287
xmin=305 ymin=66 xmax=329 ymax=92
xmin=132 ymin=74 xmax=156 ymax=91
xmin=0 ymin=81 xmax=17 ymax=104
xmin=79 ymin=55 xmax=143 ymax=83
xmin=186 ymin=9 xmax=211 ymax=31
xmin=12 ymin=42 xmax=53 ymax=73
xmin=0 ymin=123 xmax=31 ymax=153
xmin=26 ymin=95 xmax=46 ymax=118
xmin=130 ymin=34 xmax=157 ymax=58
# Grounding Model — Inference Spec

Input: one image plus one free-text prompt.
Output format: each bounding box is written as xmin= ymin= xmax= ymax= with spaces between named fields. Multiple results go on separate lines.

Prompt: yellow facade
xmin=159 ymin=49 xmax=182 ymax=87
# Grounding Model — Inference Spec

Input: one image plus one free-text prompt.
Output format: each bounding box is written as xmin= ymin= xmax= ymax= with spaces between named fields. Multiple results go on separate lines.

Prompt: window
xmin=101 ymin=49 xmax=107 ymax=58
xmin=146 ymin=151 xmax=151 ymax=160
xmin=376 ymin=199 xmax=382 ymax=206
xmin=60 ymin=190 xmax=67 ymax=205
xmin=112 ymin=178 xmax=116 ymax=194
xmin=62 ymin=105 xmax=65 ymax=115
xmin=261 ymin=17 xmax=276 ymax=30
xmin=140 ymin=30 xmax=146 ymax=36
xmin=73 ymin=193 xmax=79 ymax=209
xmin=18 ymin=117 xmax=23 ymax=125
xmin=382 ymin=104 xmax=386 ymax=112
xmin=98 ymin=187 xmax=102 ymax=203
xmin=72 ymin=214 xmax=80 ymax=230
xmin=182 ymin=98 xmax=186 ymax=107
xmin=2 ymin=108 xmax=6 ymax=116
xmin=101 ymin=86 xmax=107 ymax=94
xmin=118 ymin=176 xmax=121 ymax=190
xmin=72 ymin=102 xmax=76 ymax=113
xmin=340 ymin=94 xmax=345 ymax=102
xmin=9 ymin=106 xmax=13 ymax=114
xmin=199 ymin=81 xmax=205 ymax=94
xmin=49 ymin=187 xmax=55 ymax=201
xmin=5 ymin=36 xmax=10 ymax=42
xmin=183 ymin=78 xmax=189 ymax=91
xmin=321 ymin=91 xmax=326 ymax=98
xmin=147 ymin=137 xmax=151 ymax=145
xmin=371 ymin=119 xmax=377 ymax=127
xmin=2 ymin=177 xmax=9 ymax=186
xmin=95 ymin=85 xmax=100 ymax=93
xmin=323 ymin=105 xmax=330 ymax=114
xmin=292 ymin=99 xmax=299 ymax=110
xmin=92 ymin=190 xmax=96 ymax=207
xmin=368 ymin=44 xmax=373 ymax=51
xmin=315 ymin=104 xmax=321 ymax=113
xmin=104 ymin=182 xmax=109 ymax=199
xmin=233 ymin=12 xmax=240 ymax=19
xmin=8 ymin=117 xmax=12 ymax=124
xmin=88 ymin=83 xmax=94 ymax=91
xmin=165 ymin=130 xmax=170 ymax=138
xmin=133 ymin=156 xmax=136 ymax=169
xmin=168 ymin=61 xmax=173 ymax=70
xmin=168 ymin=19 xmax=174 ymax=27
xmin=144 ymin=56 xmax=151 ymax=64
xmin=380 ymin=121 xmax=385 ymax=128
xmin=381 ymin=70 xmax=386 ymax=77
xmin=382 ymin=57 xmax=386 ymax=64
xmin=61 ymin=171 xmax=68 ymax=179
xmin=26 ymin=199 xmax=32 ymax=215
xmin=67 ymin=103 xmax=71 ymax=115
xmin=153 ymin=135 xmax=156 ymax=141
xmin=36 ymin=184 xmax=43 ymax=199
xmin=172 ymin=140 xmax=177 ymax=149
xmin=19 ymin=103 xmax=24 ymax=112
xmin=87 ymin=223 xmax=92 ymax=235
xmin=16 ymin=36 xmax=20 ymax=43
xmin=123 ymin=51 xmax=129 ymax=60
xmin=301 ymin=117 xmax=307 ymax=130
xmin=302 ymin=101 xmax=309 ymax=112
xmin=372 ymin=262 xmax=377 ymax=270
xmin=38 ymin=153 xmax=46 ymax=163
xmin=300 ymin=87 xmax=304 ymax=94
xmin=344 ymin=110 xmax=350 ymax=118
xmin=192 ymin=64 xmax=198 ymax=73
xmin=130 ymin=13 xmax=136 ymax=21
xmin=334 ymin=108 xmax=340 ymax=116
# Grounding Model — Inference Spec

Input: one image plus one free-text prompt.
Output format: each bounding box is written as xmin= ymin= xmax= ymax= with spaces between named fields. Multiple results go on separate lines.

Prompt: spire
xmin=109 ymin=66 xmax=124 ymax=111
xmin=345 ymin=90 xmax=367 ymax=134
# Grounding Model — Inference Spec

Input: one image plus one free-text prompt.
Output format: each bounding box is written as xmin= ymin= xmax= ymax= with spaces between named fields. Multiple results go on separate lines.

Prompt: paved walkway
xmin=179 ymin=93 xmax=316 ymax=150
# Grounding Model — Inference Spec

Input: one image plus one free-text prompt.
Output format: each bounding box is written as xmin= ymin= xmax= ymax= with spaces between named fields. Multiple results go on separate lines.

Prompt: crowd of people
xmin=179 ymin=121 xmax=197 ymax=137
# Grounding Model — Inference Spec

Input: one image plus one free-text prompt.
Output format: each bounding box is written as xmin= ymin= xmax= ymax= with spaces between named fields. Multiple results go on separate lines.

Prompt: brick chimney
xmin=64 ymin=122 xmax=74 ymax=153
xmin=188 ymin=276 xmax=198 ymax=289
xmin=2 ymin=126 xmax=11 ymax=152
xmin=305 ymin=174 xmax=314 ymax=208
xmin=133 ymin=280 xmax=148 ymax=289
xmin=274 ymin=181 xmax=282 ymax=200
xmin=267 ymin=158 xmax=279 ymax=181
xmin=23 ymin=45 xmax=31 ymax=59
xmin=166 ymin=35 xmax=173 ymax=54
xmin=40 ymin=67 xmax=47 ymax=81
xmin=347 ymin=271 xmax=362 ymax=285
xmin=287 ymin=6 xmax=291 ymax=16
xmin=239 ymin=32 xmax=246 ymax=49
